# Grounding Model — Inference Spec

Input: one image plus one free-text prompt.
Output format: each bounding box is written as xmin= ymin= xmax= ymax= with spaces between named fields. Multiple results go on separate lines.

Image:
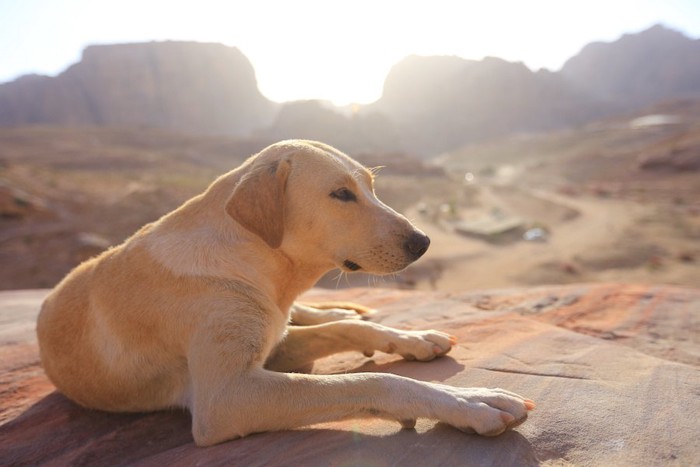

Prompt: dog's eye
xmin=330 ymin=188 xmax=357 ymax=202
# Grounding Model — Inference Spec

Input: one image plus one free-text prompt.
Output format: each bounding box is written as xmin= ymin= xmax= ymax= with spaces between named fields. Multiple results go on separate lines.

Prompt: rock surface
xmin=1 ymin=284 xmax=698 ymax=466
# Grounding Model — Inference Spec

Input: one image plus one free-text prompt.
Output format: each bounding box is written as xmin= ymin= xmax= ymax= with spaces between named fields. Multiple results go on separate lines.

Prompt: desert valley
xmin=1 ymin=100 xmax=698 ymax=292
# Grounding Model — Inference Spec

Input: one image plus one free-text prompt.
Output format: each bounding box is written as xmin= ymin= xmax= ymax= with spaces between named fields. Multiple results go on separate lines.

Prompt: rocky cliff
xmin=368 ymin=55 xmax=604 ymax=154
xmin=561 ymin=24 xmax=700 ymax=112
xmin=0 ymin=42 xmax=277 ymax=136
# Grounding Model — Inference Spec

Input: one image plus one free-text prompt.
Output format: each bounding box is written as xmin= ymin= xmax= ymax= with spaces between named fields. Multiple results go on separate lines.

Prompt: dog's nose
xmin=404 ymin=232 xmax=430 ymax=261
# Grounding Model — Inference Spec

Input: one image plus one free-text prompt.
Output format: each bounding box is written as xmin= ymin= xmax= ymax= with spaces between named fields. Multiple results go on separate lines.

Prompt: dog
xmin=37 ymin=140 xmax=534 ymax=446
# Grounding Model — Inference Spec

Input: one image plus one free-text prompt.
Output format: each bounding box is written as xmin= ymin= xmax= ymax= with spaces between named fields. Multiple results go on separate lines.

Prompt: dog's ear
xmin=226 ymin=159 xmax=291 ymax=249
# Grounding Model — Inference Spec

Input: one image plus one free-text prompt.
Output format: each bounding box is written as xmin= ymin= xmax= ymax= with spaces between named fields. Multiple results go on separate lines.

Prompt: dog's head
xmin=226 ymin=140 xmax=429 ymax=275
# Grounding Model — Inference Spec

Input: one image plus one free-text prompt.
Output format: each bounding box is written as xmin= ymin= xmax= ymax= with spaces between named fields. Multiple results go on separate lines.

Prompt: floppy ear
xmin=226 ymin=159 xmax=291 ymax=249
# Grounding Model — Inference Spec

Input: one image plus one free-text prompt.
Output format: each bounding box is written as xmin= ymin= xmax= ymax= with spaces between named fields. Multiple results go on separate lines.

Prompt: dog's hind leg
xmin=265 ymin=320 xmax=457 ymax=372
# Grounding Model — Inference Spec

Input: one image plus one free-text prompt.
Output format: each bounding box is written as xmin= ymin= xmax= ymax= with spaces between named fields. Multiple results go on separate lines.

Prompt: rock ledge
xmin=1 ymin=284 xmax=698 ymax=466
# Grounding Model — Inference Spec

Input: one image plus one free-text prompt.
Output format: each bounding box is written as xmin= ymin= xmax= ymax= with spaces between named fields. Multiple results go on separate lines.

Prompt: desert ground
xmin=1 ymin=102 xmax=699 ymax=292
xmin=325 ymin=103 xmax=700 ymax=292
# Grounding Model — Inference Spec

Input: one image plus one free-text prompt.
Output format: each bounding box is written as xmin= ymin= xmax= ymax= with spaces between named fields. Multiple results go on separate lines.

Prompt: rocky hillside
xmin=261 ymin=100 xmax=400 ymax=153
xmin=561 ymin=24 xmax=700 ymax=112
xmin=0 ymin=42 xmax=277 ymax=136
xmin=368 ymin=24 xmax=700 ymax=155
xmin=368 ymin=56 xmax=604 ymax=155
xmin=0 ymin=126 xmax=273 ymax=289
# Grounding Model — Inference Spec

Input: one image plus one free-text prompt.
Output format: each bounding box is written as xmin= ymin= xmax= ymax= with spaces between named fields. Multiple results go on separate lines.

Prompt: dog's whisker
xmin=333 ymin=270 xmax=346 ymax=289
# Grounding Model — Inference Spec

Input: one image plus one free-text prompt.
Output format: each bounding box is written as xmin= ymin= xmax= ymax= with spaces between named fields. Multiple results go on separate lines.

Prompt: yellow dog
xmin=38 ymin=140 xmax=534 ymax=446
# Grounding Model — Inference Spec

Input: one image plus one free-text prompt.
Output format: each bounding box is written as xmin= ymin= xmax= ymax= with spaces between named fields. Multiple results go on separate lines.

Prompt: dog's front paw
xmin=439 ymin=387 xmax=536 ymax=436
xmin=383 ymin=329 xmax=457 ymax=361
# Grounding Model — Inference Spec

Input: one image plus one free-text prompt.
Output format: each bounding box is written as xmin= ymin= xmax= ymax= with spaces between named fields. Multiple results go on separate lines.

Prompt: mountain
xmin=367 ymin=24 xmax=700 ymax=155
xmin=0 ymin=42 xmax=277 ymax=136
xmin=261 ymin=100 xmax=399 ymax=153
xmin=367 ymin=55 xmax=605 ymax=155
xmin=1 ymin=25 xmax=699 ymax=155
xmin=561 ymin=24 xmax=700 ymax=112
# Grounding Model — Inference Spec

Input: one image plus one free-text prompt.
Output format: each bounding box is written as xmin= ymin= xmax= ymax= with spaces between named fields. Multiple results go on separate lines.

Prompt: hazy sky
xmin=1 ymin=0 xmax=700 ymax=105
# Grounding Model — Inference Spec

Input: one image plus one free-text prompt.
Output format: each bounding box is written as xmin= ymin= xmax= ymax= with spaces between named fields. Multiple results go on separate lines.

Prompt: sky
xmin=1 ymin=0 xmax=700 ymax=105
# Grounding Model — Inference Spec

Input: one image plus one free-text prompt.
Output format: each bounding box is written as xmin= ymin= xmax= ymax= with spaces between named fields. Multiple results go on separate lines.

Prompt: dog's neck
xmin=142 ymin=204 xmax=331 ymax=317
xmin=240 ymin=245 xmax=331 ymax=315
xmin=140 ymin=169 xmax=341 ymax=315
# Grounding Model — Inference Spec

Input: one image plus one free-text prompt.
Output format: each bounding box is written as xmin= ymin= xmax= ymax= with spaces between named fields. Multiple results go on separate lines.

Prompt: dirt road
xmin=413 ymin=185 xmax=649 ymax=291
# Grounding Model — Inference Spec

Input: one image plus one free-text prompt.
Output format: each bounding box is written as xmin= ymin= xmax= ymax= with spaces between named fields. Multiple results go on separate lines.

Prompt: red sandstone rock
xmin=1 ymin=284 xmax=698 ymax=465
